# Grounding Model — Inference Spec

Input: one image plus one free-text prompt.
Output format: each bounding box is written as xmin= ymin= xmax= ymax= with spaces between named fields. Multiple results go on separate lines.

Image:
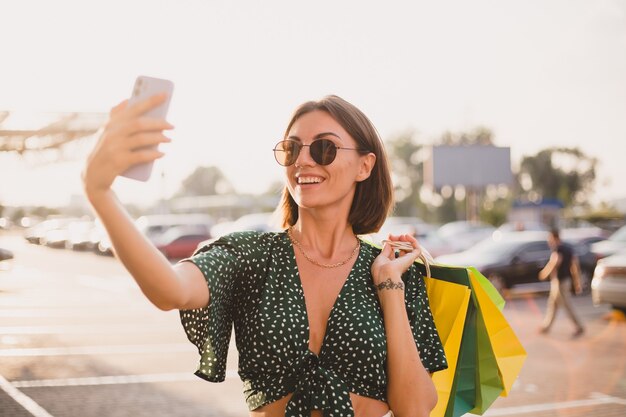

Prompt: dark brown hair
xmin=550 ymin=228 xmax=561 ymax=240
xmin=277 ymin=95 xmax=394 ymax=235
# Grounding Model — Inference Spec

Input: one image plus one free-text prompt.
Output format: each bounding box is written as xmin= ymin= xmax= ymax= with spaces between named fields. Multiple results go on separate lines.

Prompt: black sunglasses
xmin=273 ymin=139 xmax=364 ymax=166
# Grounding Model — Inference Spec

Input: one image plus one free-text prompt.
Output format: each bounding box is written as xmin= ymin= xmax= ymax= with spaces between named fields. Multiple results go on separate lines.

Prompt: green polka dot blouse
xmin=179 ymin=231 xmax=447 ymax=416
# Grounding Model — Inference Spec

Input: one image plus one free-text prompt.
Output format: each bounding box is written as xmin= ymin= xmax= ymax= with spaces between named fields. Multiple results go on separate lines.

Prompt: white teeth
xmin=298 ymin=177 xmax=323 ymax=184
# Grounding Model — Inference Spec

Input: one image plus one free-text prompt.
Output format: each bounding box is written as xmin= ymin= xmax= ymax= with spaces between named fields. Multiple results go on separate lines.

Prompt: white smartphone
xmin=121 ymin=75 xmax=174 ymax=182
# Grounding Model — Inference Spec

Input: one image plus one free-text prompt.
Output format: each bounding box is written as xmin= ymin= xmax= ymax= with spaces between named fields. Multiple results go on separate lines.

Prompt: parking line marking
xmin=483 ymin=392 xmax=626 ymax=415
xmin=0 ymin=324 xmax=180 ymax=335
xmin=0 ymin=344 xmax=194 ymax=357
xmin=11 ymin=370 xmax=239 ymax=388
xmin=0 ymin=374 xmax=55 ymax=417
xmin=0 ymin=308 xmax=157 ymax=318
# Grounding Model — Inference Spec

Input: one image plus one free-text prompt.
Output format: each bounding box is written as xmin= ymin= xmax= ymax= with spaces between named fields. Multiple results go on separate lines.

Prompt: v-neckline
xmin=283 ymin=231 xmax=362 ymax=357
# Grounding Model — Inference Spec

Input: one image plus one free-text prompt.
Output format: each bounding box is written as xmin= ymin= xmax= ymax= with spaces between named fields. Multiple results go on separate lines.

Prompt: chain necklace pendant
xmin=287 ymin=227 xmax=360 ymax=269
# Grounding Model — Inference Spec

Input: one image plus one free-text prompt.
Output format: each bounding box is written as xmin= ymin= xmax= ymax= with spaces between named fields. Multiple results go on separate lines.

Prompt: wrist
xmin=84 ymin=186 xmax=115 ymax=207
xmin=375 ymin=276 xmax=405 ymax=308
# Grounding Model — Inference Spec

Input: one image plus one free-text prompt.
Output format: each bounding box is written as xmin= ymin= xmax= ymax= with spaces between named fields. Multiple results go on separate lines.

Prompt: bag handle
xmin=382 ymin=239 xmax=433 ymax=278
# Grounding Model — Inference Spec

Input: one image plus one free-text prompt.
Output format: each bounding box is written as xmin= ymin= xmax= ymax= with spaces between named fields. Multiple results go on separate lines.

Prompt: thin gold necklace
xmin=287 ymin=227 xmax=360 ymax=269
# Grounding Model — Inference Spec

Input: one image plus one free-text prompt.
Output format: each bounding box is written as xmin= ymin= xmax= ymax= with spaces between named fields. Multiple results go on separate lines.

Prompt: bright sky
xmin=1 ymin=0 xmax=625 ymax=209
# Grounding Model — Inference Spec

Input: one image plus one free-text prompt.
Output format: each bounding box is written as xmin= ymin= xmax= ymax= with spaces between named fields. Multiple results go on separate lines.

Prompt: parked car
xmin=436 ymin=221 xmax=496 ymax=253
xmin=371 ymin=217 xmax=436 ymax=240
xmin=591 ymin=225 xmax=626 ymax=260
xmin=496 ymin=221 xmax=548 ymax=233
xmin=154 ymin=226 xmax=211 ymax=260
xmin=435 ymin=231 xmax=551 ymax=293
xmin=0 ymin=247 xmax=13 ymax=271
xmin=96 ymin=213 xmax=213 ymax=256
xmin=0 ymin=248 xmax=13 ymax=262
xmin=65 ymin=219 xmax=97 ymax=251
xmin=24 ymin=217 xmax=76 ymax=245
xmin=210 ymin=212 xmax=280 ymax=238
xmin=591 ymin=249 xmax=626 ymax=313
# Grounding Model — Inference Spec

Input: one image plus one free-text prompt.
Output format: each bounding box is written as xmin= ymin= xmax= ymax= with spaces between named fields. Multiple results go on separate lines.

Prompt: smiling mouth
xmin=297 ymin=176 xmax=324 ymax=185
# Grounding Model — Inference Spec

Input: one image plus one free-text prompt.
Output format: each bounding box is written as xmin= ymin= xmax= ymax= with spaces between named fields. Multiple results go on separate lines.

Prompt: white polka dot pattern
xmin=179 ymin=231 xmax=447 ymax=416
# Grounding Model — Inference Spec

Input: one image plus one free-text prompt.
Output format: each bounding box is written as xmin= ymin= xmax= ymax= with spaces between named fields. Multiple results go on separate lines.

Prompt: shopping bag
xmin=423 ymin=275 xmax=471 ymax=417
xmin=470 ymin=272 xmax=504 ymax=413
xmin=446 ymin=301 xmax=477 ymax=417
xmin=420 ymin=263 xmax=477 ymax=417
xmin=416 ymin=261 xmax=526 ymax=417
xmin=469 ymin=269 xmax=526 ymax=397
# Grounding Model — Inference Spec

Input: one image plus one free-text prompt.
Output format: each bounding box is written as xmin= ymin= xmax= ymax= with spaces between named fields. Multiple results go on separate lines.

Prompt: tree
xmin=385 ymin=126 xmax=501 ymax=223
xmin=438 ymin=126 xmax=495 ymax=146
xmin=517 ymin=147 xmax=597 ymax=207
xmin=385 ymin=131 xmax=428 ymax=218
xmin=174 ymin=166 xmax=234 ymax=197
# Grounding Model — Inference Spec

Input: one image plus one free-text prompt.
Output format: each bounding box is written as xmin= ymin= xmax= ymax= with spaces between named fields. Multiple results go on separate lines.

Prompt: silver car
xmin=591 ymin=249 xmax=626 ymax=313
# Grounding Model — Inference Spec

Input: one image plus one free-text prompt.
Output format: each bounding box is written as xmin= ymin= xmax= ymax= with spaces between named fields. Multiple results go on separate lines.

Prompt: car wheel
xmin=487 ymin=273 xmax=507 ymax=295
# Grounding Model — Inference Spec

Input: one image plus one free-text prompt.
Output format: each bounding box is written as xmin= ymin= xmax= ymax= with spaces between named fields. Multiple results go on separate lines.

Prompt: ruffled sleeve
xmin=179 ymin=234 xmax=242 ymax=382
xmin=403 ymin=264 xmax=448 ymax=373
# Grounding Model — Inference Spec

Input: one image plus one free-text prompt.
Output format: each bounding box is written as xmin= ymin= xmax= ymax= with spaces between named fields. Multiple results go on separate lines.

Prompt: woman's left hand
xmin=371 ymin=234 xmax=421 ymax=286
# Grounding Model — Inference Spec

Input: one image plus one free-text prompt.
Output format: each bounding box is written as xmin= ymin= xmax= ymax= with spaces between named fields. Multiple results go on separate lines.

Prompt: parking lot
xmin=1 ymin=232 xmax=625 ymax=417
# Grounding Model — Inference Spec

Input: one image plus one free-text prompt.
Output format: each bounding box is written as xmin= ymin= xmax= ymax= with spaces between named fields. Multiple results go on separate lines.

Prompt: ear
xmin=356 ymin=152 xmax=376 ymax=182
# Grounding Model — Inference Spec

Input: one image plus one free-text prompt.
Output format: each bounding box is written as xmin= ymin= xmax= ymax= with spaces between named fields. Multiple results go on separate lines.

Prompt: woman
xmin=83 ymin=94 xmax=447 ymax=417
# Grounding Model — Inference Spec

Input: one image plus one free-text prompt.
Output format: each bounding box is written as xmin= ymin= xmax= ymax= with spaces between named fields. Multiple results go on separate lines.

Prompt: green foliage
xmin=480 ymin=197 xmax=511 ymax=226
xmin=438 ymin=126 xmax=495 ymax=146
xmin=175 ymin=166 xmax=234 ymax=197
xmin=518 ymin=147 xmax=596 ymax=207
xmin=385 ymin=126 xmax=498 ymax=222
xmin=385 ymin=131 xmax=427 ymax=218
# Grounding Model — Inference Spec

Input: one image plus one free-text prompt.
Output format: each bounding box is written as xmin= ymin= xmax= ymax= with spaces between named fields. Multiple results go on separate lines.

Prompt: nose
xmin=294 ymin=143 xmax=316 ymax=167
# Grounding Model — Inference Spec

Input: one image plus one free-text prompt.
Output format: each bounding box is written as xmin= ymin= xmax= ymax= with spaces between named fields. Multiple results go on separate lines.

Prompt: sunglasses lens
xmin=274 ymin=140 xmax=300 ymax=166
xmin=311 ymin=139 xmax=337 ymax=165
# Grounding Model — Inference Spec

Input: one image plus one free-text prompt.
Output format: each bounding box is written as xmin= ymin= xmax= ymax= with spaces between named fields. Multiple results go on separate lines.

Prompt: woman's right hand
xmin=82 ymin=94 xmax=174 ymax=198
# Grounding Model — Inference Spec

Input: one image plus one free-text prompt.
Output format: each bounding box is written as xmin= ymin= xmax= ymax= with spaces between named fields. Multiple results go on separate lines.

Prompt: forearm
xmin=539 ymin=256 xmax=557 ymax=280
xmin=86 ymin=188 xmax=190 ymax=310
xmin=571 ymin=260 xmax=582 ymax=288
xmin=379 ymin=279 xmax=437 ymax=417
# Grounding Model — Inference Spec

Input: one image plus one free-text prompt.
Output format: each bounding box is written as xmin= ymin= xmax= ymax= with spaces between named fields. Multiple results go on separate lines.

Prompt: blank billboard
xmin=424 ymin=145 xmax=512 ymax=188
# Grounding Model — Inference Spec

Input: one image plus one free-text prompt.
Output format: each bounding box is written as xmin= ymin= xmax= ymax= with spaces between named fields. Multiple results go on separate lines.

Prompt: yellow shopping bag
xmin=424 ymin=275 xmax=471 ymax=417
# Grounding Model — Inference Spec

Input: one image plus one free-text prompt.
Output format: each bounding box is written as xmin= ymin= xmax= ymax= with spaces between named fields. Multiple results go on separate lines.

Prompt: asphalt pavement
xmin=0 ymin=231 xmax=624 ymax=417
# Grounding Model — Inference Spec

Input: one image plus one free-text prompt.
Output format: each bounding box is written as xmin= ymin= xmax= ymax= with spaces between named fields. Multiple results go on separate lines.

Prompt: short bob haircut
xmin=277 ymin=95 xmax=394 ymax=235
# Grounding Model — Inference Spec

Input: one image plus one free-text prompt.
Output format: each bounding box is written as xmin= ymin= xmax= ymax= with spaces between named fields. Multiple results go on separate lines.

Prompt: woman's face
xmin=284 ymin=110 xmax=375 ymax=214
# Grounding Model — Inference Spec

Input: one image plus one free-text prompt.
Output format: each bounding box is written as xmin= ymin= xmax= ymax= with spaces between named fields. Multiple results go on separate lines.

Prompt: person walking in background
xmin=538 ymin=229 xmax=585 ymax=338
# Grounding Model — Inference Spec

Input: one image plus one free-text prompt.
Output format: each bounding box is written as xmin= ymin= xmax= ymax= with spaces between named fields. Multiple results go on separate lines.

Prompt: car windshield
xmin=464 ymin=238 xmax=530 ymax=262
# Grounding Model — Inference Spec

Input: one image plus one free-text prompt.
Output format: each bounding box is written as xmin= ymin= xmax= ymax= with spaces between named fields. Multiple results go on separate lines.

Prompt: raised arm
xmin=82 ymin=96 xmax=209 ymax=311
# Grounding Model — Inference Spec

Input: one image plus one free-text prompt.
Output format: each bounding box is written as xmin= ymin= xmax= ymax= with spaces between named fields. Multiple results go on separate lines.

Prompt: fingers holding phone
xmin=82 ymin=76 xmax=174 ymax=196
xmin=121 ymin=76 xmax=174 ymax=181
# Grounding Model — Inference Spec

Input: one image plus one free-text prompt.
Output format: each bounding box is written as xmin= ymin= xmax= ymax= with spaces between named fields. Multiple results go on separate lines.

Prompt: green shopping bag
xmin=447 ymin=301 xmax=477 ymax=417
xmin=415 ymin=262 xmax=524 ymax=417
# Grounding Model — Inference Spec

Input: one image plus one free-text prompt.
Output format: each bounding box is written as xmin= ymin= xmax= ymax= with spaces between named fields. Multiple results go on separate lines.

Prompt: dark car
xmin=435 ymin=231 xmax=552 ymax=294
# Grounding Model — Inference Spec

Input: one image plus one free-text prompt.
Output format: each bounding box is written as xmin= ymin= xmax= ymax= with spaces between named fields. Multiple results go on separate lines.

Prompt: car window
xmin=517 ymin=242 xmax=550 ymax=262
